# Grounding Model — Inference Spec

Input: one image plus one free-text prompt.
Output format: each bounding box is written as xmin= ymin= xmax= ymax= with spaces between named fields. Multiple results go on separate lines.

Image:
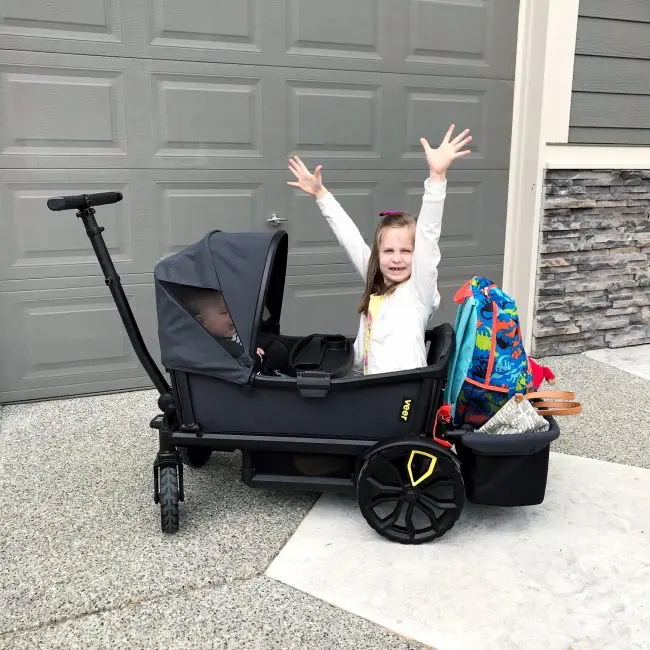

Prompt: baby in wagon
xmin=185 ymin=287 xmax=264 ymax=361
xmin=186 ymin=287 xmax=292 ymax=374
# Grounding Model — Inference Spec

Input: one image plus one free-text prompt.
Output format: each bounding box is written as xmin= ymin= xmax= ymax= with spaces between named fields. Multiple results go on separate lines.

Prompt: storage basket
xmin=450 ymin=417 xmax=560 ymax=506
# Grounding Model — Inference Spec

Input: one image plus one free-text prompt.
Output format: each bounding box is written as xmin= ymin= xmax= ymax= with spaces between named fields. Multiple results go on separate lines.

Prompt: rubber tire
xmin=357 ymin=439 xmax=464 ymax=545
xmin=159 ymin=465 xmax=180 ymax=534
xmin=180 ymin=446 xmax=212 ymax=468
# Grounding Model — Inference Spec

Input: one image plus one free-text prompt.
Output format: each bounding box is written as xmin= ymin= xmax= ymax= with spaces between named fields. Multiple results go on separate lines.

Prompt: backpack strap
xmin=443 ymin=294 xmax=478 ymax=417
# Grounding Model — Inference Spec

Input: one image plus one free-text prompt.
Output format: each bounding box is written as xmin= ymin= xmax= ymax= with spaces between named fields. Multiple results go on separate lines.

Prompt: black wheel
xmin=357 ymin=439 xmax=464 ymax=544
xmin=180 ymin=446 xmax=212 ymax=468
xmin=159 ymin=465 xmax=179 ymax=533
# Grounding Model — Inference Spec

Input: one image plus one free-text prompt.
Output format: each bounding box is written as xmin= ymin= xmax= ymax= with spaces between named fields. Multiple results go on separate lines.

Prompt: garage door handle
xmin=267 ymin=213 xmax=287 ymax=227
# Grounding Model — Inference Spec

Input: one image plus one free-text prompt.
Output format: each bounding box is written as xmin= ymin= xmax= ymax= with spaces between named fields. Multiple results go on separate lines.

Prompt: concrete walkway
xmin=268 ymin=453 xmax=650 ymax=650
xmin=1 ymin=349 xmax=648 ymax=649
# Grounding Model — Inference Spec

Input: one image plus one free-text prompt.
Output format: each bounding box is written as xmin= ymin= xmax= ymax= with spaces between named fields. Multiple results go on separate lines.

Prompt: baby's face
xmin=197 ymin=300 xmax=236 ymax=338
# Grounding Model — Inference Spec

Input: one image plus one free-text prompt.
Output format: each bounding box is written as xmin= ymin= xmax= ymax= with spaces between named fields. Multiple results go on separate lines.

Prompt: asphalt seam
xmin=0 ymin=572 xmax=263 ymax=639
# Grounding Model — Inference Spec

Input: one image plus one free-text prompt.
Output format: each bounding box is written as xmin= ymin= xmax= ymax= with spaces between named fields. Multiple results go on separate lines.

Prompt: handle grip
xmin=47 ymin=191 xmax=123 ymax=212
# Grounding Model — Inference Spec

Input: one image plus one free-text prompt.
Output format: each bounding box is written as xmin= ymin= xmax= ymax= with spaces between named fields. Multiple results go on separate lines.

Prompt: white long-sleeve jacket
xmin=316 ymin=177 xmax=446 ymax=375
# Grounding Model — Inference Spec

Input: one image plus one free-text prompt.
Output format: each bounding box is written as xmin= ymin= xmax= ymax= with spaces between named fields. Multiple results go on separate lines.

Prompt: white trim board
xmin=545 ymin=145 xmax=650 ymax=169
xmin=541 ymin=0 xmax=579 ymax=144
xmin=502 ymin=0 xmax=580 ymax=349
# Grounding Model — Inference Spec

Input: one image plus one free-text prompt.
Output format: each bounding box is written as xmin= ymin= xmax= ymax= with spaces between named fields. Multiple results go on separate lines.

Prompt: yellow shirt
xmin=363 ymin=294 xmax=385 ymax=374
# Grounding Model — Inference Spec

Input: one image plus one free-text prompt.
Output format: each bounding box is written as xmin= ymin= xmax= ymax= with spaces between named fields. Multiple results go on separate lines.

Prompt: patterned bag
xmin=477 ymin=394 xmax=550 ymax=435
xmin=443 ymin=276 xmax=534 ymax=428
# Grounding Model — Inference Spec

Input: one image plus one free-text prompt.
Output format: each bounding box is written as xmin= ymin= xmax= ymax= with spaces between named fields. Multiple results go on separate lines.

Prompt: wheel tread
xmin=159 ymin=466 xmax=179 ymax=533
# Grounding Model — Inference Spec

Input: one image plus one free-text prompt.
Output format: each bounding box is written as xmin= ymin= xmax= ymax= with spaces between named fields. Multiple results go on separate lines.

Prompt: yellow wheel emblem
xmin=407 ymin=450 xmax=437 ymax=487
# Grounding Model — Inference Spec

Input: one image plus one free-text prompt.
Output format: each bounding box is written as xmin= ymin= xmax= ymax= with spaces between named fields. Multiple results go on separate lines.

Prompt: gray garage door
xmin=0 ymin=0 xmax=519 ymax=403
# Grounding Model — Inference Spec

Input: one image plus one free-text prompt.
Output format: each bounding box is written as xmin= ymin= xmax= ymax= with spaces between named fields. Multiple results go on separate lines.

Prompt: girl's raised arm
xmin=288 ymin=155 xmax=370 ymax=279
xmin=410 ymin=125 xmax=472 ymax=309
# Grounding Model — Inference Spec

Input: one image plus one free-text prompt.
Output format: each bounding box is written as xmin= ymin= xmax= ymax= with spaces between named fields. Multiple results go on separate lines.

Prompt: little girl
xmin=288 ymin=123 xmax=471 ymax=375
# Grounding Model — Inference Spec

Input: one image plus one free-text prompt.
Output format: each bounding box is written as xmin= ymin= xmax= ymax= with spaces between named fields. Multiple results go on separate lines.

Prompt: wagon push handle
xmin=47 ymin=191 xmax=123 ymax=212
xmin=46 ymin=191 xmax=171 ymax=398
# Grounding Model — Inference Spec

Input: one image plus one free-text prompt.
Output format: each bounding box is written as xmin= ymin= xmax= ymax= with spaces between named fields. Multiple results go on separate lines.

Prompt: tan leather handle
xmin=532 ymin=402 xmax=582 ymax=417
xmin=525 ymin=390 xmax=576 ymax=401
xmin=524 ymin=390 xmax=582 ymax=416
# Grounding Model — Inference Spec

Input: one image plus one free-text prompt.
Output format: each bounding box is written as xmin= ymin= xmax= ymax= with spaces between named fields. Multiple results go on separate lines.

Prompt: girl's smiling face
xmin=378 ymin=225 xmax=415 ymax=286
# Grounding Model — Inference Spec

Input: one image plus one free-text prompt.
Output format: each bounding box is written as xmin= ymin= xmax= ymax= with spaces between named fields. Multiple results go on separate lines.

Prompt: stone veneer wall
xmin=532 ymin=169 xmax=650 ymax=357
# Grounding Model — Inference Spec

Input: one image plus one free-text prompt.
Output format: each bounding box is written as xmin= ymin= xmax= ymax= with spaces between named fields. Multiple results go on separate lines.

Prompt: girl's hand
xmin=287 ymin=155 xmax=328 ymax=199
xmin=420 ymin=124 xmax=472 ymax=179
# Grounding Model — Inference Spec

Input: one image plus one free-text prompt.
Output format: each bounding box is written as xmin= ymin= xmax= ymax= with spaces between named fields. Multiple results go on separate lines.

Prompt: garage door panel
xmin=402 ymin=88 xmax=485 ymax=159
xmin=0 ymin=174 xmax=159 ymax=281
xmin=0 ymin=51 xmax=148 ymax=169
xmin=0 ymin=0 xmax=143 ymax=58
xmin=394 ymin=79 xmax=514 ymax=170
xmin=407 ymin=0 xmax=487 ymax=63
xmin=0 ymin=0 xmax=117 ymax=35
xmin=400 ymin=0 xmax=518 ymax=75
xmin=0 ymin=63 xmax=127 ymax=159
xmin=397 ymin=170 xmax=509 ymax=259
xmin=144 ymin=59 xmax=284 ymax=170
xmin=153 ymin=177 xmax=268 ymax=258
xmin=148 ymin=0 xmax=262 ymax=53
xmin=151 ymin=71 xmax=264 ymax=162
xmin=0 ymin=282 xmax=158 ymax=401
xmin=284 ymin=175 xmax=382 ymax=268
xmin=285 ymin=0 xmax=381 ymax=60
xmin=286 ymin=78 xmax=382 ymax=160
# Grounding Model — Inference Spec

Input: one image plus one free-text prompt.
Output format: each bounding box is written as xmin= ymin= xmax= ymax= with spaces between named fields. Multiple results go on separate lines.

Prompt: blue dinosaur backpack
xmin=443 ymin=276 xmax=534 ymax=428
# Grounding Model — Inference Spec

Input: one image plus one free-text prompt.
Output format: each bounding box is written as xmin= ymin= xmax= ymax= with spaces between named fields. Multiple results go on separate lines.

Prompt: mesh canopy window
xmin=165 ymin=283 xmax=246 ymax=358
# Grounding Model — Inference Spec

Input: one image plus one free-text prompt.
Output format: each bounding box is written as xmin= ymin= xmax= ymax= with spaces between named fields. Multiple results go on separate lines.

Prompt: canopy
xmin=154 ymin=229 xmax=288 ymax=384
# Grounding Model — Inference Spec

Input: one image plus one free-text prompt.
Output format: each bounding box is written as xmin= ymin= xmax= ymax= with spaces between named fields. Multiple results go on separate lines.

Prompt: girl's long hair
xmin=358 ymin=212 xmax=415 ymax=315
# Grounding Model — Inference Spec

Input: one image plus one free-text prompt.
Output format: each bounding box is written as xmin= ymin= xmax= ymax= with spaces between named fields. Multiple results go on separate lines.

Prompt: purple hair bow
xmin=379 ymin=210 xmax=402 ymax=217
